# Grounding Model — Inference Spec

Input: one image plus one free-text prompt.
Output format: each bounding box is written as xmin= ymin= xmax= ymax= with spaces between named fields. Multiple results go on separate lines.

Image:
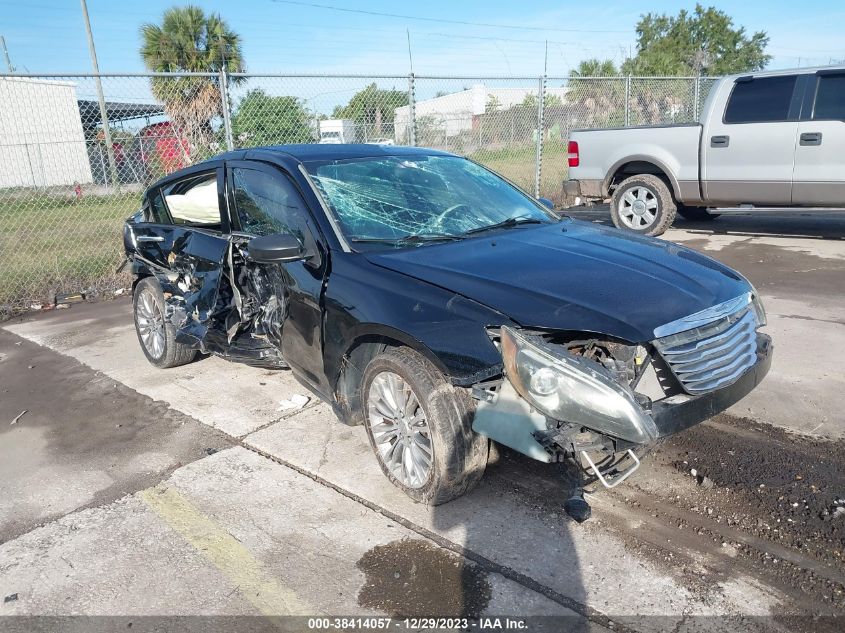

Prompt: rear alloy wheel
xmin=132 ymin=277 xmax=197 ymax=369
xmin=610 ymin=174 xmax=677 ymax=236
xmin=362 ymin=347 xmax=488 ymax=505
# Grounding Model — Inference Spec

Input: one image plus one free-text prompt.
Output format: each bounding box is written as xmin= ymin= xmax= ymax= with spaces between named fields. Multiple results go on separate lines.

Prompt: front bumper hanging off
xmin=473 ymin=333 xmax=773 ymax=475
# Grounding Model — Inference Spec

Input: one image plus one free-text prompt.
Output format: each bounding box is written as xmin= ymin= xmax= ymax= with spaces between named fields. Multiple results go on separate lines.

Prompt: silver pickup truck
xmin=564 ymin=66 xmax=845 ymax=235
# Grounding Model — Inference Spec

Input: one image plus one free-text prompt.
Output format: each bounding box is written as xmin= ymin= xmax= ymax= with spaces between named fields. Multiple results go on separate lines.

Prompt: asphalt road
xmin=1 ymin=212 xmax=843 ymax=630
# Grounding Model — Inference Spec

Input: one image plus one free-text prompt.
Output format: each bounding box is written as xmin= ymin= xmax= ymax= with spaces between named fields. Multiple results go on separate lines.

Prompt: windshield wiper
xmin=350 ymin=232 xmax=465 ymax=245
xmin=462 ymin=215 xmax=545 ymax=236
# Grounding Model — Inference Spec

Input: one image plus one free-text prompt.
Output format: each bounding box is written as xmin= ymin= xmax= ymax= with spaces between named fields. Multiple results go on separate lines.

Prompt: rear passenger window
xmin=724 ymin=75 xmax=797 ymax=123
xmin=161 ymin=172 xmax=221 ymax=228
xmin=148 ymin=191 xmax=169 ymax=223
xmin=813 ymin=74 xmax=845 ymax=120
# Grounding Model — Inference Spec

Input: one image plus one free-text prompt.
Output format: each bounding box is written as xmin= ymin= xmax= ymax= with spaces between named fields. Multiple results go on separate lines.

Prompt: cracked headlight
xmin=500 ymin=326 xmax=659 ymax=444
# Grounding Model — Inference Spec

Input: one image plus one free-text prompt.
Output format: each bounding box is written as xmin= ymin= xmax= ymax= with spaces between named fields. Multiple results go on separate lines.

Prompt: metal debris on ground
xmin=3 ymin=594 xmax=17 ymax=603
xmin=10 ymin=410 xmax=27 ymax=425
xmin=276 ymin=394 xmax=310 ymax=412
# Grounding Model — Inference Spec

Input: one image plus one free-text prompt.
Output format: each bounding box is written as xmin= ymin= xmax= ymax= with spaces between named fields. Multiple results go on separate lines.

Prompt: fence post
xmin=407 ymin=73 xmax=417 ymax=146
xmin=220 ymin=68 xmax=235 ymax=151
xmin=693 ymin=75 xmax=701 ymax=119
xmin=624 ymin=75 xmax=631 ymax=126
xmin=533 ymin=75 xmax=546 ymax=198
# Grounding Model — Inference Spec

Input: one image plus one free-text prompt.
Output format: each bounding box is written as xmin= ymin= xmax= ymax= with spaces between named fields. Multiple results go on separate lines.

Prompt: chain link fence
xmin=0 ymin=72 xmax=715 ymax=312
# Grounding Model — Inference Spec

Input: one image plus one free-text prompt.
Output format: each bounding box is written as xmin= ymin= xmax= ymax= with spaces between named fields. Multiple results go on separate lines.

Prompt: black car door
xmin=130 ymin=165 xmax=231 ymax=345
xmin=226 ymin=160 xmax=330 ymax=391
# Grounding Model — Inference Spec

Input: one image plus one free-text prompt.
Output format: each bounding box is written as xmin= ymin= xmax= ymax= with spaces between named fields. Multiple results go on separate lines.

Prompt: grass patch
xmin=0 ymin=192 xmax=139 ymax=306
xmin=471 ymin=140 xmax=569 ymax=203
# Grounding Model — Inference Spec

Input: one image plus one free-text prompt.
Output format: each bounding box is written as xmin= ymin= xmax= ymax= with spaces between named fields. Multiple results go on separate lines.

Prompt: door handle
xmin=799 ymin=132 xmax=822 ymax=146
xmin=136 ymin=235 xmax=164 ymax=243
xmin=710 ymin=135 xmax=730 ymax=148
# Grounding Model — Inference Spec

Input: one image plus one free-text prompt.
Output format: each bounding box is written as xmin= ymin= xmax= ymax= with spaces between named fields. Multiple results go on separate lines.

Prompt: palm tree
xmin=567 ymin=58 xmax=625 ymax=128
xmin=140 ymin=6 xmax=244 ymax=156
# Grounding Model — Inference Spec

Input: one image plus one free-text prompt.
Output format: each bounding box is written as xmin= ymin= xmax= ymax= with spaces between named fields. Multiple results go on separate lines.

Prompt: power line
xmin=270 ymin=0 xmax=629 ymax=33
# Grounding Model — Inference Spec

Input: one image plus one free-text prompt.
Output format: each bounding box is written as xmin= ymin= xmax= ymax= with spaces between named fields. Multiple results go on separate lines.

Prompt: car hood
xmin=364 ymin=219 xmax=750 ymax=343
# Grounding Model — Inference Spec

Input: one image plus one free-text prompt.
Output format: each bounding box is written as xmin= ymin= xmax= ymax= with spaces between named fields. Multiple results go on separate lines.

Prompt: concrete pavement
xmin=1 ymin=213 xmax=844 ymax=628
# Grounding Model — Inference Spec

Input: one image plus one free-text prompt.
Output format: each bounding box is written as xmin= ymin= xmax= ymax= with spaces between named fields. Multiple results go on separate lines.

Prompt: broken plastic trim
xmin=581 ymin=449 xmax=640 ymax=489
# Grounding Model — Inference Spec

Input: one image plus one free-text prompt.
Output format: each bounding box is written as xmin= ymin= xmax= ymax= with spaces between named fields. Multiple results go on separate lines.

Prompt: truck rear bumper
xmin=563 ymin=179 xmax=603 ymax=203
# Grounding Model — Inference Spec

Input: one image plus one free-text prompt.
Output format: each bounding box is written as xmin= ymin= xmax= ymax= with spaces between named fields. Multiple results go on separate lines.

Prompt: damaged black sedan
xmin=123 ymin=144 xmax=772 ymax=506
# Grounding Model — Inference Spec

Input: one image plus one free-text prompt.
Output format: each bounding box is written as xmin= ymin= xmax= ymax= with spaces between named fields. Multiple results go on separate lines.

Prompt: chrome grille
xmin=653 ymin=303 xmax=758 ymax=395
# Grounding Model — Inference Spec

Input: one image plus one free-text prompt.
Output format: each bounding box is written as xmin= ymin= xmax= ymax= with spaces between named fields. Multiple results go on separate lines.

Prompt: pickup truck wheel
xmin=362 ymin=347 xmax=488 ymax=505
xmin=133 ymin=277 xmax=197 ymax=369
xmin=610 ymin=174 xmax=677 ymax=236
xmin=677 ymin=206 xmax=720 ymax=221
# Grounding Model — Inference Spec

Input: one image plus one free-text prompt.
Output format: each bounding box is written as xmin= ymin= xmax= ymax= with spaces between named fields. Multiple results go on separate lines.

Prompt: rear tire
xmin=610 ymin=174 xmax=677 ymax=236
xmin=677 ymin=206 xmax=720 ymax=221
xmin=133 ymin=277 xmax=197 ymax=369
xmin=362 ymin=347 xmax=488 ymax=505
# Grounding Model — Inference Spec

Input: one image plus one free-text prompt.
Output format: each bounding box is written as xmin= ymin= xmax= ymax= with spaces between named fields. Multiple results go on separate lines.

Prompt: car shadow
xmin=566 ymin=205 xmax=845 ymax=241
xmin=428 ymin=435 xmax=593 ymax=630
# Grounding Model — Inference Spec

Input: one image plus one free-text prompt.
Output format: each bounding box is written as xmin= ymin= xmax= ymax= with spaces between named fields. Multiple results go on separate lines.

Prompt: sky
xmin=1 ymin=0 xmax=843 ymax=77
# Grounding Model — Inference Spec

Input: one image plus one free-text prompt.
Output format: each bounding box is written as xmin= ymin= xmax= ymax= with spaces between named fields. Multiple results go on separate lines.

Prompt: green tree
xmin=231 ymin=89 xmax=313 ymax=146
xmin=572 ymin=58 xmax=619 ymax=77
xmin=332 ymin=83 xmax=408 ymax=138
xmin=140 ymin=5 xmax=245 ymax=154
xmin=622 ymin=4 xmax=770 ymax=76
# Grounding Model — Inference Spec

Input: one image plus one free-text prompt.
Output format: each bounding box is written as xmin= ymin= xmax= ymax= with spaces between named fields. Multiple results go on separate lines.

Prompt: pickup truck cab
xmin=564 ymin=66 xmax=845 ymax=235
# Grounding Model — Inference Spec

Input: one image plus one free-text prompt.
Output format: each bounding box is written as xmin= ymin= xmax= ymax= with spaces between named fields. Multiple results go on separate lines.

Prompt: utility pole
xmin=1 ymin=35 xmax=13 ymax=72
xmin=80 ymin=0 xmax=118 ymax=189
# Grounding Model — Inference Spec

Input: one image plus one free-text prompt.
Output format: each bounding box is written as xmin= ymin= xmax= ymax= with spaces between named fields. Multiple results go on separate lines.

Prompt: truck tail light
xmin=567 ymin=141 xmax=579 ymax=167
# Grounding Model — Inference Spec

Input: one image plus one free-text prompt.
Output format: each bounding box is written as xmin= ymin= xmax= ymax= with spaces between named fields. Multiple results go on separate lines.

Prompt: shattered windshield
xmin=304 ymin=155 xmax=556 ymax=248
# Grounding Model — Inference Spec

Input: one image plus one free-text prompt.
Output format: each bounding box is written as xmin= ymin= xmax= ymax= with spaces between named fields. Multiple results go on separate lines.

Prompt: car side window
xmin=813 ymin=74 xmax=845 ymax=120
xmin=148 ymin=190 xmax=169 ymax=223
xmin=724 ymin=75 xmax=797 ymax=124
xmin=161 ymin=172 xmax=222 ymax=228
xmin=231 ymin=167 xmax=312 ymax=240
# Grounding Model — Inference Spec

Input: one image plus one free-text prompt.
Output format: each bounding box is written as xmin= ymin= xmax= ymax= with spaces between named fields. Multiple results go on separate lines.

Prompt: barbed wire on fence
xmin=0 ymin=72 xmax=714 ymax=312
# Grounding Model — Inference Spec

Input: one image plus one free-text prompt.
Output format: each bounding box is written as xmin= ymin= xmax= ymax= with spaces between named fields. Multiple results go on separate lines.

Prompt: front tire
xmin=362 ymin=347 xmax=488 ymax=505
xmin=610 ymin=174 xmax=677 ymax=236
xmin=133 ymin=277 xmax=197 ymax=369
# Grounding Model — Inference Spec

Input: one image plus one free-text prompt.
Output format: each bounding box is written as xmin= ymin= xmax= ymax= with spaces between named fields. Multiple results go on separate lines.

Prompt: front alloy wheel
xmin=361 ymin=347 xmax=488 ymax=505
xmin=367 ymin=371 xmax=433 ymax=489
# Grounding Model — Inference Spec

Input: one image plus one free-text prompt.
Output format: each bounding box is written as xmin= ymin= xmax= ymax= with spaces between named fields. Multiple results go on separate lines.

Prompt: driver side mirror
xmin=247 ymin=233 xmax=305 ymax=263
xmin=538 ymin=197 xmax=555 ymax=210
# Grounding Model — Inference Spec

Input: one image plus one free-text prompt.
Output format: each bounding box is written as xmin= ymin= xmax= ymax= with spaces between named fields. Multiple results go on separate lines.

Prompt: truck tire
xmin=677 ymin=205 xmax=720 ymax=221
xmin=362 ymin=347 xmax=488 ymax=505
xmin=610 ymin=174 xmax=677 ymax=236
xmin=133 ymin=277 xmax=197 ymax=369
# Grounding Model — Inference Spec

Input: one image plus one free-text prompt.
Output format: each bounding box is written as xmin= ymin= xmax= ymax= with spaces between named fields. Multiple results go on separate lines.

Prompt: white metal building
xmin=0 ymin=77 xmax=93 ymax=188
xmin=394 ymin=84 xmax=569 ymax=141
